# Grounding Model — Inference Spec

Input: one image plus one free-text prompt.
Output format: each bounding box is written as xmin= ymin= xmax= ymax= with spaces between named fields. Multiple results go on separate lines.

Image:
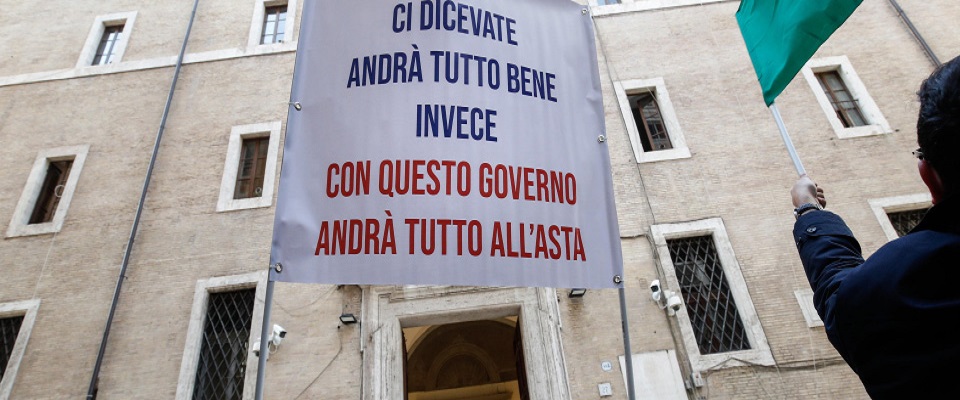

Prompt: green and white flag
xmin=737 ymin=0 xmax=862 ymax=106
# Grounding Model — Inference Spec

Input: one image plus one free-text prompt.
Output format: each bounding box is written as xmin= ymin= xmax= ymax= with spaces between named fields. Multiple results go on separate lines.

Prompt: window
xmin=193 ymin=289 xmax=256 ymax=400
xmin=815 ymin=71 xmax=866 ymax=128
xmin=651 ymin=218 xmax=773 ymax=371
xmin=7 ymin=145 xmax=89 ymax=238
xmin=92 ymin=24 xmax=125 ymax=65
xmin=0 ymin=299 xmax=40 ymax=400
xmin=234 ymin=137 xmax=269 ymax=200
xmin=629 ymin=92 xmax=672 ymax=152
xmin=614 ymin=78 xmax=690 ymax=163
xmin=794 ymin=289 xmax=824 ymax=328
xmin=887 ymin=209 xmax=927 ymax=237
xmin=260 ymin=5 xmax=287 ymax=44
xmin=77 ymin=12 xmax=137 ymax=68
xmin=667 ymin=235 xmax=750 ymax=354
xmin=590 ymin=0 xmax=728 ymax=17
xmin=176 ymin=272 xmax=266 ymax=400
xmin=0 ymin=316 xmax=23 ymax=383
xmin=28 ymin=160 xmax=73 ymax=224
xmin=802 ymin=56 xmax=890 ymax=138
xmin=869 ymin=194 xmax=932 ymax=241
xmin=217 ymin=122 xmax=281 ymax=212
xmin=248 ymin=1 xmax=298 ymax=48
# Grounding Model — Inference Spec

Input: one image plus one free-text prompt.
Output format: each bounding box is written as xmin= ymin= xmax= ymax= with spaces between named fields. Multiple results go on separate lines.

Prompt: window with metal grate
xmin=666 ymin=236 xmax=751 ymax=354
xmin=887 ymin=208 xmax=928 ymax=237
xmin=192 ymin=289 xmax=256 ymax=400
xmin=0 ymin=316 xmax=24 ymax=382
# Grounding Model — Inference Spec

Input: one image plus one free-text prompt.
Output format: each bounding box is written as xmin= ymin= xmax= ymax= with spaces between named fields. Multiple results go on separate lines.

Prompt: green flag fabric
xmin=736 ymin=0 xmax=862 ymax=106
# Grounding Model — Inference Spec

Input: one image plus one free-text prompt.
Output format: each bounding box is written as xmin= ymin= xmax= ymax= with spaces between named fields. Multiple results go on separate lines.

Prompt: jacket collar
xmin=911 ymin=194 xmax=960 ymax=235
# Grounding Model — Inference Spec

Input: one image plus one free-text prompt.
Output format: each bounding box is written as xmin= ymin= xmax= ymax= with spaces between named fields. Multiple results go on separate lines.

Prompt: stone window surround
xmin=794 ymin=289 xmax=823 ymax=328
xmin=76 ymin=11 xmax=138 ymax=68
xmin=360 ymin=286 xmax=570 ymax=399
xmin=868 ymin=193 xmax=932 ymax=241
xmin=650 ymin=218 xmax=774 ymax=372
xmin=801 ymin=56 xmax=891 ymax=139
xmin=175 ymin=271 xmax=267 ymax=400
xmin=216 ymin=121 xmax=282 ymax=212
xmin=590 ymin=0 xmax=734 ymax=18
xmin=0 ymin=299 xmax=41 ymax=400
xmin=247 ymin=0 xmax=299 ymax=49
xmin=6 ymin=145 xmax=90 ymax=238
xmin=614 ymin=77 xmax=691 ymax=164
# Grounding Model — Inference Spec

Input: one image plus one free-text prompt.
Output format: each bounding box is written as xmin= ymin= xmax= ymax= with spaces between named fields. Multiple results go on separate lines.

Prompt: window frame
xmin=868 ymin=193 xmax=932 ymax=241
xmin=0 ymin=299 xmax=41 ymax=400
xmin=247 ymin=0 xmax=298 ymax=49
xmin=802 ymin=56 xmax=891 ymax=139
xmin=794 ymin=289 xmax=824 ymax=328
xmin=217 ymin=121 xmax=282 ymax=212
xmin=6 ymin=145 xmax=89 ymax=238
xmin=259 ymin=5 xmax=288 ymax=45
xmin=175 ymin=271 xmax=267 ymax=400
xmin=614 ymin=78 xmax=691 ymax=163
xmin=590 ymin=0 xmax=728 ymax=17
xmin=28 ymin=159 xmax=74 ymax=225
xmin=650 ymin=218 xmax=774 ymax=372
xmin=233 ymin=137 xmax=271 ymax=200
xmin=77 ymin=12 xmax=137 ymax=68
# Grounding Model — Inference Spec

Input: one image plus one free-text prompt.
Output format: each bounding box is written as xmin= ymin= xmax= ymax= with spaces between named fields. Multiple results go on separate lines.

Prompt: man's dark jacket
xmin=793 ymin=197 xmax=960 ymax=399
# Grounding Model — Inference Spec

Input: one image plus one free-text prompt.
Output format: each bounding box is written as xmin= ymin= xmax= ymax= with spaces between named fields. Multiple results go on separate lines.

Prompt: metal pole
xmin=254 ymin=277 xmax=276 ymax=400
xmin=769 ymin=102 xmax=807 ymax=176
xmin=86 ymin=0 xmax=200 ymax=397
xmin=886 ymin=0 xmax=941 ymax=67
xmin=618 ymin=286 xmax=637 ymax=400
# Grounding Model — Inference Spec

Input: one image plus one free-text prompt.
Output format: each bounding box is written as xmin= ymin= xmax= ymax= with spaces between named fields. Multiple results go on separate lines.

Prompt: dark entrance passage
xmin=403 ymin=318 xmax=529 ymax=400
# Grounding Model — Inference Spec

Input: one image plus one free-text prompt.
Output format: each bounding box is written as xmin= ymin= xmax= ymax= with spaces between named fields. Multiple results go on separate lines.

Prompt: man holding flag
xmin=790 ymin=56 xmax=960 ymax=398
xmin=738 ymin=0 xmax=960 ymax=397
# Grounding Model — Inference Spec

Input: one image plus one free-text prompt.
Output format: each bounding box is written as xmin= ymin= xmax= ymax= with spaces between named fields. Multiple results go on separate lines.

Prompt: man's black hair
xmin=918 ymin=55 xmax=960 ymax=193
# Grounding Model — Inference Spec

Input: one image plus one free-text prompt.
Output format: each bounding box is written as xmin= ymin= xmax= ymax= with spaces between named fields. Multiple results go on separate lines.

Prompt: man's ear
xmin=919 ymin=159 xmax=947 ymax=204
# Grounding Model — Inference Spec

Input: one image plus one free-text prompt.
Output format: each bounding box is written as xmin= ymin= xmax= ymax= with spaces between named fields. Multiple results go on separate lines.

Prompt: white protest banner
xmin=270 ymin=0 xmax=623 ymax=288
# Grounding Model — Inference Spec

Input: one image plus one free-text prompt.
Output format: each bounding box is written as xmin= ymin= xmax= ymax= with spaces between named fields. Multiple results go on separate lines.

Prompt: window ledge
xmin=591 ymin=0 xmax=735 ymax=18
xmin=835 ymin=124 xmax=891 ymax=139
xmin=0 ymin=42 xmax=298 ymax=88
xmin=638 ymin=147 xmax=691 ymax=163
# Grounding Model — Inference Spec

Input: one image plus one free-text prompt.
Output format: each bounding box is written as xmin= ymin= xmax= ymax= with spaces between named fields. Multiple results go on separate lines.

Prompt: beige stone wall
xmin=0 ymin=0 xmax=955 ymax=398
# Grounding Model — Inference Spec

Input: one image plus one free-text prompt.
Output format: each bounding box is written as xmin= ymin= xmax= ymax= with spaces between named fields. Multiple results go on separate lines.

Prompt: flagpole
xmin=769 ymin=102 xmax=807 ymax=176
xmin=618 ymin=286 xmax=637 ymax=400
xmin=254 ymin=268 xmax=277 ymax=400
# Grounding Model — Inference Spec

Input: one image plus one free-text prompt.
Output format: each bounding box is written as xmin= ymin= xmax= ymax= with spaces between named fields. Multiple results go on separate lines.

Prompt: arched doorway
xmin=403 ymin=318 xmax=528 ymax=400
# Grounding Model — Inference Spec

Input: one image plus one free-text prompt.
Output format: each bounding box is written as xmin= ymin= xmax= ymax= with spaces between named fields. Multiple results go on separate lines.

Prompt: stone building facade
xmin=0 ymin=0 xmax=956 ymax=398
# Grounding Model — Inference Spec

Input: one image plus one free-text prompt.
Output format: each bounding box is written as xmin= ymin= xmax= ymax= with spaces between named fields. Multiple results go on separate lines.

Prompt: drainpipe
xmin=886 ymin=0 xmax=941 ymax=67
xmin=85 ymin=0 xmax=200 ymax=398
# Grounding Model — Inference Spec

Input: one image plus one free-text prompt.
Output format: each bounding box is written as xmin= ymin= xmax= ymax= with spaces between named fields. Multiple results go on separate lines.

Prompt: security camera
xmin=272 ymin=324 xmax=287 ymax=345
xmin=666 ymin=294 xmax=683 ymax=314
xmin=650 ymin=280 xmax=662 ymax=302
